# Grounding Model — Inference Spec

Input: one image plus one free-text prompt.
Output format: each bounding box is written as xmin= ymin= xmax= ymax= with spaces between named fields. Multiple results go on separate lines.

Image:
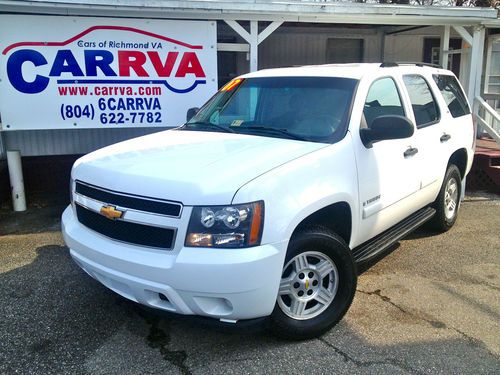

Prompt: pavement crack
xmin=451 ymin=327 xmax=499 ymax=359
xmin=452 ymin=327 xmax=483 ymax=347
xmin=318 ymin=338 xmax=424 ymax=375
xmin=357 ymin=289 xmax=446 ymax=328
xmin=356 ymin=288 xmax=499 ymax=358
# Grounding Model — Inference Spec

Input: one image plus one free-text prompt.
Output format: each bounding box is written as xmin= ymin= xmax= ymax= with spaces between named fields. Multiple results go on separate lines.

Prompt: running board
xmin=352 ymin=207 xmax=436 ymax=265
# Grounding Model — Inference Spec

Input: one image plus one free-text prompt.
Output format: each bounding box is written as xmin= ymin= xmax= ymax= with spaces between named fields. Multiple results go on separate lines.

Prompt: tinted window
xmin=363 ymin=77 xmax=405 ymax=128
xmin=403 ymin=75 xmax=440 ymax=128
xmin=432 ymin=74 xmax=470 ymax=118
xmin=188 ymin=77 xmax=357 ymax=143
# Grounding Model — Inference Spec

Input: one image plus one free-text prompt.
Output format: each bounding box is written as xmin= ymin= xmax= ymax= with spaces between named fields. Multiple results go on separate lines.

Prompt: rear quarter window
xmin=432 ymin=74 xmax=470 ymax=118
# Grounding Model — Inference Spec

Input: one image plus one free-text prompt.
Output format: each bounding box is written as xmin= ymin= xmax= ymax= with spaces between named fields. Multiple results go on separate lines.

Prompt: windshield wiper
xmin=180 ymin=122 xmax=235 ymax=133
xmin=238 ymin=126 xmax=307 ymax=141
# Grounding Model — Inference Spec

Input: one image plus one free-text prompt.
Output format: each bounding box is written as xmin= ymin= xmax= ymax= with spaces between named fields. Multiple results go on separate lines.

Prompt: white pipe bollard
xmin=7 ymin=150 xmax=27 ymax=212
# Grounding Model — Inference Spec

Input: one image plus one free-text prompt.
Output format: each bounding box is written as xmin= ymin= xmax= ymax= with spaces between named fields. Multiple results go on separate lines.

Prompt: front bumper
xmin=62 ymin=206 xmax=287 ymax=321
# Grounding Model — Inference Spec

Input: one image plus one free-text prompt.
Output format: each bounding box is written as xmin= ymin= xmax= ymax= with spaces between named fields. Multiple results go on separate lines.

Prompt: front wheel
xmin=429 ymin=164 xmax=462 ymax=232
xmin=270 ymin=227 xmax=357 ymax=340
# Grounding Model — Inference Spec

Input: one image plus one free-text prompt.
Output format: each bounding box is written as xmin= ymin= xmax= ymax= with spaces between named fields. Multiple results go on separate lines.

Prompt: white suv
xmin=62 ymin=63 xmax=474 ymax=339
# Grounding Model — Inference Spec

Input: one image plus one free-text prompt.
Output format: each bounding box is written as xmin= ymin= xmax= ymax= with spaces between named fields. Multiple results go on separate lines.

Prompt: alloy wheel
xmin=444 ymin=177 xmax=459 ymax=220
xmin=277 ymin=251 xmax=339 ymax=320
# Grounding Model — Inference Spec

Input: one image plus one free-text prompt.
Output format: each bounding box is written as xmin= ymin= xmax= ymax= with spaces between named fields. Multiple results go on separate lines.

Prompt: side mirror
xmin=360 ymin=115 xmax=414 ymax=148
xmin=186 ymin=107 xmax=200 ymax=122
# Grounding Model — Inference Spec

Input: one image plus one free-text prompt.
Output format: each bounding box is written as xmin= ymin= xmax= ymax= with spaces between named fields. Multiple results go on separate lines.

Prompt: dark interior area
xmin=0 ymin=154 xmax=81 ymax=209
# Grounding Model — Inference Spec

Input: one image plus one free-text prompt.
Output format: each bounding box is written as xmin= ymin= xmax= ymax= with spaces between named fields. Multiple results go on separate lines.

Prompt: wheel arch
xmin=290 ymin=201 xmax=352 ymax=246
xmin=448 ymin=148 xmax=468 ymax=180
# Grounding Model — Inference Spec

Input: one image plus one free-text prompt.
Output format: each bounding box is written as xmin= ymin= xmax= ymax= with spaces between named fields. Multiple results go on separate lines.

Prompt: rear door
xmin=400 ymin=73 xmax=444 ymax=193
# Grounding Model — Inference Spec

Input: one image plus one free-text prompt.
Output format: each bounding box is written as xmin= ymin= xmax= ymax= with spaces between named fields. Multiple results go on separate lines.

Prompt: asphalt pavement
xmin=0 ymin=194 xmax=499 ymax=374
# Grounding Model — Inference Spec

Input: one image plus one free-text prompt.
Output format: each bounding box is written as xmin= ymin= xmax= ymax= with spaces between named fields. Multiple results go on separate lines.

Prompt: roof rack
xmin=380 ymin=62 xmax=443 ymax=69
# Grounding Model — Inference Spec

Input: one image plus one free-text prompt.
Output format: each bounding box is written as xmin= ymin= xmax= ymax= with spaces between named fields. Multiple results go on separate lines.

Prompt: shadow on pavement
xmin=0 ymin=205 xmax=67 ymax=236
xmin=1 ymin=243 xmax=498 ymax=374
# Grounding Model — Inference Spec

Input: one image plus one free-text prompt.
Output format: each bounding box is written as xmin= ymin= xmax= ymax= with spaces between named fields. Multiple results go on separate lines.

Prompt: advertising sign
xmin=0 ymin=15 xmax=217 ymax=130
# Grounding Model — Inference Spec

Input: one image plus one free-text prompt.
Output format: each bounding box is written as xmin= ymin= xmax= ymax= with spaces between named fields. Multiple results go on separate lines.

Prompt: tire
xmin=269 ymin=227 xmax=357 ymax=340
xmin=429 ymin=164 xmax=462 ymax=232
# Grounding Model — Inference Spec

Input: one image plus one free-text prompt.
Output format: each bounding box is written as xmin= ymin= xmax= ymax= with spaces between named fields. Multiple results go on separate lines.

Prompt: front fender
xmin=232 ymin=134 xmax=360 ymax=248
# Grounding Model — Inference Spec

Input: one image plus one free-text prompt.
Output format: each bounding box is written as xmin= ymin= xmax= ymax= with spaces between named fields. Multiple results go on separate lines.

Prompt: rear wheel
xmin=430 ymin=164 xmax=461 ymax=232
xmin=270 ymin=227 xmax=356 ymax=340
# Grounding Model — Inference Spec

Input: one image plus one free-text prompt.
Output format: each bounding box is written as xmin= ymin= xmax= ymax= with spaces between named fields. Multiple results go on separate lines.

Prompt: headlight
xmin=185 ymin=201 xmax=264 ymax=248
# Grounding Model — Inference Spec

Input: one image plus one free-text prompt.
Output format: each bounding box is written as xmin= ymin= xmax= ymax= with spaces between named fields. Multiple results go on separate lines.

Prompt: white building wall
xmin=383 ymin=26 xmax=465 ymax=64
xmin=258 ymin=26 xmax=382 ymax=69
xmin=384 ymin=35 xmax=424 ymax=62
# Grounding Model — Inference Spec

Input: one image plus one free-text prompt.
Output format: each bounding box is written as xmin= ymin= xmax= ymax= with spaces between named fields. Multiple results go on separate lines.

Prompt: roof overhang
xmin=0 ymin=0 xmax=498 ymax=27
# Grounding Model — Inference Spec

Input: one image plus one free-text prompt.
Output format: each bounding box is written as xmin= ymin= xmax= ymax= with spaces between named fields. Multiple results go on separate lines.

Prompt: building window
xmin=484 ymin=35 xmax=500 ymax=97
xmin=423 ymin=37 xmax=462 ymax=76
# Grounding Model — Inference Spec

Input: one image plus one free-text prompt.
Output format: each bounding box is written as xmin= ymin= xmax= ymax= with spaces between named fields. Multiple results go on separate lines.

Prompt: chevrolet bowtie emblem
xmin=305 ymin=279 xmax=310 ymax=289
xmin=100 ymin=205 xmax=124 ymax=220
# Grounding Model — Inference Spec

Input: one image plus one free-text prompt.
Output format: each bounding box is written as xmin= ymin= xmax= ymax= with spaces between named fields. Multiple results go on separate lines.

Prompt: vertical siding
xmin=384 ymin=35 xmax=424 ymax=63
xmin=0 ymin=131 xmax=5 ymax=159
xmin=258 ymin=26 xmax=382 ymax=69
xmin=383 ymin=25 xmax=464 ymax=64
xmin=2 ymin=127 xmax=171 ymax=157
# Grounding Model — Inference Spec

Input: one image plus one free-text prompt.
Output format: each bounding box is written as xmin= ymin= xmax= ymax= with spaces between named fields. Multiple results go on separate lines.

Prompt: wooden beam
xmin=453 ymin=25 xmax=473 ymax=46
xmin=258 ymin=21 xmax=283 ymax=44
xmin=217 ymin=43 xmax=249 ymax=52
xmin=224 ymin=20 xmax=251 ymax=43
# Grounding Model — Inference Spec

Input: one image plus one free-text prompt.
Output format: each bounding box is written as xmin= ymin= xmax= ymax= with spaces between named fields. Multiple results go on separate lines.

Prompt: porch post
xmin=249 ymin=21 xmax=259 ymax=72
xmin=467 ymin=26 xmax=485 ymax=103
xmin=440 ymin=25 xmax=450 ymax=69
xmin=473 ymin=26 xmax=486 ymax=101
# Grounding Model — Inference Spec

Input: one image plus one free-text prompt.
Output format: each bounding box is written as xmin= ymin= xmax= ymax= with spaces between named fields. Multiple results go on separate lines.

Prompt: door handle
xmin=404 ymin=147 xmax=419 ymax=158
xmin=440 ymin=133 xmax=451 ymax=143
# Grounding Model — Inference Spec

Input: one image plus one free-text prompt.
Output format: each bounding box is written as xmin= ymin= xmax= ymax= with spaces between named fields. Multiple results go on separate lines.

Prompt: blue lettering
xmin=84 ymin=50 xmax=116 ymax=76
xmin=7 ymin=49 xmax=49 ymax=94
xmin=117 ymin=99 xmax=126 ymax=111
xmin=126 ymin=98 xmax=135 ymax=110
xmin=152 ymin=98 xmax=161 ymax=110
xmin=49 ymin=50 xmax=84 ymax=77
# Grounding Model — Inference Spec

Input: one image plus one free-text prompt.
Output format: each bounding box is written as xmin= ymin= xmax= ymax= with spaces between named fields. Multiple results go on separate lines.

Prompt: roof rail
xmin=380 ymin=62 xmax=443 ymax=69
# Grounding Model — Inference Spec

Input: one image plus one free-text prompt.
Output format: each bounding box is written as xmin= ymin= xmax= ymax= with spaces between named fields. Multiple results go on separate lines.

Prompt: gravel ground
xmin=0 ymin=195 xmax=499 ymax=374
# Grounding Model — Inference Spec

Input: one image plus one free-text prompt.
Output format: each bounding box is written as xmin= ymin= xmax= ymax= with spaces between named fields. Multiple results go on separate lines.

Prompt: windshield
xmin=183 ymin=76 xmax=358 ymax=143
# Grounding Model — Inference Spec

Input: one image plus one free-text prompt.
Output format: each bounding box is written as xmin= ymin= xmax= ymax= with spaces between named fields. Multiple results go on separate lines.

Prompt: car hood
xmin=72 ymin=129 xmax=327 ymax=205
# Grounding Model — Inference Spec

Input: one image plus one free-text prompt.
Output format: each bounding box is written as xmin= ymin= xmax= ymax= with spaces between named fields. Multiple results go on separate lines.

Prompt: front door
xmin=354 ymin=76 xmax=421 ymax=242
